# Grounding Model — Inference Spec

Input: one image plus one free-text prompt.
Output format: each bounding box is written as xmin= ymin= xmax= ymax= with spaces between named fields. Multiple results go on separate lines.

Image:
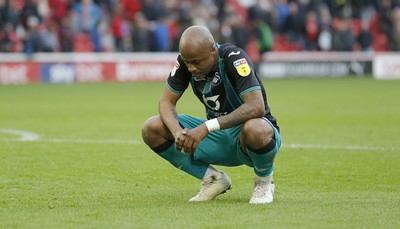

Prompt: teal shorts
xmin=178 ymin=114 xmax=282 ymax=167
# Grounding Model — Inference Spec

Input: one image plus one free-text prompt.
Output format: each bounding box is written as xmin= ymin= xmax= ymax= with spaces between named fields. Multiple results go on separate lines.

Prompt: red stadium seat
xmin=373 ymin=33 xmax=389 ymax=51
xmin=73 ymin=33 xmax=93 ymax=52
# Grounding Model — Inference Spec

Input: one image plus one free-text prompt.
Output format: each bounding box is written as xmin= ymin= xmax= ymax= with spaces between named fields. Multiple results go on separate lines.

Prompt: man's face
xmin=180 ymin=45 xmax=216 ymax=79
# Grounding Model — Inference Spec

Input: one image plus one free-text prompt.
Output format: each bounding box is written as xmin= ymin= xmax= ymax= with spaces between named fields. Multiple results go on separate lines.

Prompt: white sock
xmin=256 ymin=173 xmax=273 ymax=182
xmin=203 ymin=166 xmax=219 ymax=179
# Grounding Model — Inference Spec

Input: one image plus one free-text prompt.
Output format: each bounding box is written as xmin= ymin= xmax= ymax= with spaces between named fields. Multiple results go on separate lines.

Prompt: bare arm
xmin=180 ymin=89 xmax=265 ymax=155
xmin=216 ymin=89 xmax=265 ymax=129
xmin=159 ymin=86 xmax=183 ymax=139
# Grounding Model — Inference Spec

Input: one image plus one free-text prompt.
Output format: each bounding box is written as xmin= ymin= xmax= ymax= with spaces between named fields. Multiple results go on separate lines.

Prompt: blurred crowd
xmin=0 ymin=0 xmax=399 ymax=55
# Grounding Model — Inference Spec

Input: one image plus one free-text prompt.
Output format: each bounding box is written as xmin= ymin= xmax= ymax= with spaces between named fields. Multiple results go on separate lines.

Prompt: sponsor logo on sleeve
xmin=228 ymin=51 xmax=240 ymax=57
xmin=233 ymin=58 xmax=251 ymax=77
xmin=171 ymin=60 xmax=180 ymax=77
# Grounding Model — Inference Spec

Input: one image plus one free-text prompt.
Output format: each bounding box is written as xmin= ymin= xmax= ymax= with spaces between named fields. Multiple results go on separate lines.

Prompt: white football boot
xmin=189 ymin=167 xmax=231 ymax=202
xmin=249 ymin=174 xmax=275 ymax=204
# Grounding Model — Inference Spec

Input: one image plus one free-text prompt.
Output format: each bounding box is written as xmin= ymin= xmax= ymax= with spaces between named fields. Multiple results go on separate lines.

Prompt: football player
xmin=142 ymin=25 xmax=281 ymax=204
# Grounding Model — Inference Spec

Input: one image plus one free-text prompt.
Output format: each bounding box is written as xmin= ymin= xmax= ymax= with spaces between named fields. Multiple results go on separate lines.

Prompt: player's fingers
xmin=185 ymin=138 xmax=197 ymax=155
xmin=175 ymin=129 xmax=188 ymax=141
xmin=179 ymin=135 xmax=189 ymax=154
xmin=181 ymin=137 xmax=190 ymax=153
xmin=178 ymin=128 xmax=188 ymax=147
xmin=189 ymin=140 xmax=199 ymax=159
xmin=190 ymin=140 xmax=196 ymax=154
xmin=192 ymin=141 xmax=199 ymax=152
xmin=175 ymin=132 xmax=185 ymax=151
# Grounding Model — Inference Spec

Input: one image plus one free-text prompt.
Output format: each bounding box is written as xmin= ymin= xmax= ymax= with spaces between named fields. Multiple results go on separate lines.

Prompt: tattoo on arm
xmin=172 ymin=108 xmax=178 ymax=120
xmin=218 ymin=90 xmax=264 ymax=129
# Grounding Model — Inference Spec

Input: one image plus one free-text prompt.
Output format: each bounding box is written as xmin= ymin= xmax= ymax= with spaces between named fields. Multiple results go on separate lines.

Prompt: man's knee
xmin=142 ymin=115 xmax=174 ymax=148
xmin=242 ymin=119 xmax=274 ymax=147
xmin=142 ymin=116 xmax=163 ymax=144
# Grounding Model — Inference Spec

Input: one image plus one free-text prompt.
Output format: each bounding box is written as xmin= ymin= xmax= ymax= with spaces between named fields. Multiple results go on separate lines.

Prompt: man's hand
xmin=175 ymin=124 xmax=209 ymax=156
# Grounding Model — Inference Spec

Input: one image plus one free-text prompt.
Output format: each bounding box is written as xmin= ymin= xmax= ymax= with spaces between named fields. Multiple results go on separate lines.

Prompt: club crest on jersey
xmin=233 ymin=58 xmax=251 ymax=77
xmin=212 ymin=72 xmax=221 ymax=85
xmin=171 ymin=60 xmax=180 ymax=77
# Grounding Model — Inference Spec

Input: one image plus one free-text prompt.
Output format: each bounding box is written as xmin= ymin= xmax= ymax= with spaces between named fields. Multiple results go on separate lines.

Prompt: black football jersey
xmin=167 ymin=43 xmax=279 ymax=131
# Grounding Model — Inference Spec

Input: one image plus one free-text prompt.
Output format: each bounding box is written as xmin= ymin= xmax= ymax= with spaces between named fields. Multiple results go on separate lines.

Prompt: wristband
xmin=205 ymin=118 xmax=220 ymax=132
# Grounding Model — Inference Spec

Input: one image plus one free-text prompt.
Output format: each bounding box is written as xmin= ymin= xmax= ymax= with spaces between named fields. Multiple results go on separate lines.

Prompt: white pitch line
xmin=283 ymin=143 xmax=395 ymax=152
xmin=1 ymin=128 xmax=399 ymax=152
xmin=0 ymin=128 xmax=40 ymax=141
xmin=46 ymin=138 xmax=142 ymax=145
xmin=0 ymin=137 xmax=399 ymax=152
xmin=0 ymin=137 xmax=141 ymax=145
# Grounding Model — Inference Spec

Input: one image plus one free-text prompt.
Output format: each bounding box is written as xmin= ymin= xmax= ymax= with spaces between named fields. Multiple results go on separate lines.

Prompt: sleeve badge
xmin=171 ymin=60 xmax=180 ymax=77
xmin=233 ymin=58 xmax=251 ymax=77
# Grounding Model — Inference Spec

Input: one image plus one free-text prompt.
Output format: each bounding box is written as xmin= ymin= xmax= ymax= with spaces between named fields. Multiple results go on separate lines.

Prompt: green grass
xmin=1 ymin=78 xmax=399 ymax=228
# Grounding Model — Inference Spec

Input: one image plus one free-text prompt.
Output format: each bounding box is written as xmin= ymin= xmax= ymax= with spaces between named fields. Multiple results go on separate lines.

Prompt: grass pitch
xmin=1 ymin=78 xmax=399 ymax=228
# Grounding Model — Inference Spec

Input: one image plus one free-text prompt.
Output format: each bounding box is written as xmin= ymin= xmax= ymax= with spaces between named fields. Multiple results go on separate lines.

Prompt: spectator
xmin=111 ymin=3 xmax=126 ymax=51
xmin=357 ymin=19 xmax=373 ymax=52
xmin=281 ymin=1 xmax=305 ymax=48
xmin=40 ymin=20 xmax=60 ymax=52
xmin=389 ymin=6 xmax=400 ymax=51
xmin=141 ymin=0 xmax=166 ymax=21
xmin=71 ymin=0 xmax=104 ymax=51
xmin=248 ymin=1 xmax=274 ymax=54
xmin=220 ymin=5 xmax=249 ymax=50
xmin=0 ymin=22 xmax=23 ymax=52
xmin=20 ymin=0 xmax=42 ymax=30
xmin=252 ymin=19 xmax=274 ymax=54
xmin=131 ymin=12 xmax=151 ymax=52
xmin=317 ymin=4 xmax=333 ymax=51
xmin=318 ymin=27 xmax=333 ymax=51
xmin=48 ymin=0 xmax=71 ymax=23
xmin=378 ymin=0 xmax=394 ymax=38
xmin=120 ymin=0 xmax=141 ymax=22
xmin=305 ymin=10 xmax=319 ymax=50
xmin=1 ymin=0 xmax=400 ymax=54
xmin=0 ymin=0 xmax=7 ymax=29
xmin=151 ymin=19 xmax=171 ymax=51
xmin=275 ymin=0 xmax=290 ymax=29
xmin=59 ymin=11 xmax=74 ymax=52
xmin=23 ymin=16 xmax=44 ymax=54
xmin=98 ymin=19 xmax=115 ymax=52
xmin=333 ymin=18 xmax=356 ymax=51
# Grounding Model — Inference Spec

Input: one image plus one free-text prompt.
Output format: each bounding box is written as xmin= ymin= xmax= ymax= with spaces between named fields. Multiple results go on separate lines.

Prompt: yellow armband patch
xmin=233 ymin=58 xmax=251 ymax=77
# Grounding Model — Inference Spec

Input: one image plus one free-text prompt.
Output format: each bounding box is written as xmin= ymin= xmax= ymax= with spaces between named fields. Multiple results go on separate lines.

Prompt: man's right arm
xmin=159 ymin=86 xmax=183 ymax=140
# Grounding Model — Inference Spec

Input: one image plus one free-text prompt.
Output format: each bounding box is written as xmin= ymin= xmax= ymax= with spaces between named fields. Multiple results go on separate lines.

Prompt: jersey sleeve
xmin=166 ymin=55 xmax=191 ymax=94
xmin=224 ymin=47 xmax=261 ymax=97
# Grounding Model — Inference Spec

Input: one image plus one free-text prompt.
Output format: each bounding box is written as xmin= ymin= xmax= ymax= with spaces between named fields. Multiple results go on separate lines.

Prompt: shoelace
xmin=199 ymin=175 xmax=217 ymax=192
xmin=253 ymin=182 xmax=269 ymax=198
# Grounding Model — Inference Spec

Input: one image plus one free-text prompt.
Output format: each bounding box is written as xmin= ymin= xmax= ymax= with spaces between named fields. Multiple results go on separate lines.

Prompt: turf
xmin=0 ymin=78 xmax=399 ymax=228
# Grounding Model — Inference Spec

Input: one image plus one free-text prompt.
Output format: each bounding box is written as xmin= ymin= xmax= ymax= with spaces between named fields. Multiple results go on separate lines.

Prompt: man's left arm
xmin=180 ymin=89 xmax=264 ymax=154
xmin=215 ymin=89 xmax=265 ymax=129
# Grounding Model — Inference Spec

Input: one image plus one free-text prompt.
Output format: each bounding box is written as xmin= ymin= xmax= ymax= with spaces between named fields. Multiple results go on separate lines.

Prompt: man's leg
xmin=239 ymin=118 xmax=281 ymax=204
xmin=141 ymin=115 xmax=231 ymax=201
xmin=142 ymin=115 xmax=209 ymax=179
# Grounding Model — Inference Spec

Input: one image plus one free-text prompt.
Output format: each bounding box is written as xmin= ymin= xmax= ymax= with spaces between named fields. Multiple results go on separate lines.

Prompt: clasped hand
xmin=175 ymin=125 xmax=208 ymax=156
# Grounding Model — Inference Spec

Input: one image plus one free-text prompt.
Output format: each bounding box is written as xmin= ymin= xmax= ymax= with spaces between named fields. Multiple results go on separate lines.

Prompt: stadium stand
xmin=0 ymin=0 xmax=399 ymax=56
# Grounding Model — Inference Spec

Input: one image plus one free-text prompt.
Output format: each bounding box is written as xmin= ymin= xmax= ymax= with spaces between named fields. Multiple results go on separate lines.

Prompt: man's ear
xmin=211 ymin=44 xmax=217 ymax=53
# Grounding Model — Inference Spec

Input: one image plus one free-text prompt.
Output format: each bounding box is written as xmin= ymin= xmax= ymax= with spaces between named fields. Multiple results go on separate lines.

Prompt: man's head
xmin=179 ymin=25 xmax=218 ymax=79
